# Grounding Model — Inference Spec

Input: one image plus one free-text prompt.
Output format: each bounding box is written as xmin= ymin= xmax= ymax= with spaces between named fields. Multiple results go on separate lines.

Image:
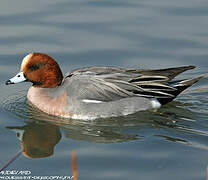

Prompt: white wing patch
xmin=82 ymin=99 xmax=103 ymax=103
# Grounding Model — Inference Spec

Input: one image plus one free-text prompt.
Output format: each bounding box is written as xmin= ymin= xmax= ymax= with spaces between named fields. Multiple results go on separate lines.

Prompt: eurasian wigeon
xmin=6 ymin=53 xmax=203 ymax=120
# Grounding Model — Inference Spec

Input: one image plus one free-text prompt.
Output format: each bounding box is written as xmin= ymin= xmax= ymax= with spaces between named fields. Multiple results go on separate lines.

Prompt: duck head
xmin=6 ymin=53 xmax=63 ymax=88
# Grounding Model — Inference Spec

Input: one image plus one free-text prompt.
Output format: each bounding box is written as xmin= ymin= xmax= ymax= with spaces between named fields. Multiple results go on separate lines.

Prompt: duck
xmin=5 ymin=53 xmax=203 ymax=120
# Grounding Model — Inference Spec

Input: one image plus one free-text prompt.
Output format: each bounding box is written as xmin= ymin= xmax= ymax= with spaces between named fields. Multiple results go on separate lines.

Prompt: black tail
xmin=157 ymin=75 xmax=204 ymax=105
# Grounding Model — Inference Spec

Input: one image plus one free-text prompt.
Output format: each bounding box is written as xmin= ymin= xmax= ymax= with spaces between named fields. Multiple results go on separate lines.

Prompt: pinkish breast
xmin=27 ymin=87 xmax=72 ymax=118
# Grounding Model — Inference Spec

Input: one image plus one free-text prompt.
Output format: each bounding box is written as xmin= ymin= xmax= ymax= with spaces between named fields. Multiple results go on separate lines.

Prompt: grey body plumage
xmin=59 ymin=65 xmax=202 ymax=119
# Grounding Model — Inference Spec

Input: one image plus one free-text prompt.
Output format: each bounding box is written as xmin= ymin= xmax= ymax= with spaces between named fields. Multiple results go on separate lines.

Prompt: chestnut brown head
xmin=6 ymin=53 xmax=63 ymax=88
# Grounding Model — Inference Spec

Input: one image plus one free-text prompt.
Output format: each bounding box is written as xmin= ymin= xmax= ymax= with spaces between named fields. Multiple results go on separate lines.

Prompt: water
xmin=0 ymin=0 xmax=208 ymax=179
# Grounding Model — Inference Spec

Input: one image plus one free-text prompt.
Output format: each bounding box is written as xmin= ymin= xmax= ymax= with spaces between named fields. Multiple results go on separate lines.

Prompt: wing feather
xmin=65 ymin=66 xmax=196 ymax=102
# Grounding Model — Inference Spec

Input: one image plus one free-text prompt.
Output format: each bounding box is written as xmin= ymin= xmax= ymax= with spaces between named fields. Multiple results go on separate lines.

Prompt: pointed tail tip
xmin=176 ymin=65 xmax=196 ymax=71
xmin=177 ymin=74 xmax=205 ymax=87
xmin=189 ymin=74 xmax=205 ymax=84
xmin=187 ymin=65 xmax=196 ymax=70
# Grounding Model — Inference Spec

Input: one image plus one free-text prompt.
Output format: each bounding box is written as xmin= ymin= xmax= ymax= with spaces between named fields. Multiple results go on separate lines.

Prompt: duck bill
xmin=5 ymin=72 xmax=27 ymax=85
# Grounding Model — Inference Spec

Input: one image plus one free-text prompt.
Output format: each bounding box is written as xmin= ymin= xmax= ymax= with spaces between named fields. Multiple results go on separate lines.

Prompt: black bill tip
xmin=5 ymin=80 xmax=14 ymax=85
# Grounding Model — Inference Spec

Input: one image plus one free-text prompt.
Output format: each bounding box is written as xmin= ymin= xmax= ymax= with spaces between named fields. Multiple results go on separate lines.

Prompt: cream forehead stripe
xmin=20 ymin=53 xmax=33 ymax=71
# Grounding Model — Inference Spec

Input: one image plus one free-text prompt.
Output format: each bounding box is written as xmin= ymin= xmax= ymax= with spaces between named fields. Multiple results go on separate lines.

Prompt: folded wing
xmin=65 ymin=65 xmax=201 ymax=105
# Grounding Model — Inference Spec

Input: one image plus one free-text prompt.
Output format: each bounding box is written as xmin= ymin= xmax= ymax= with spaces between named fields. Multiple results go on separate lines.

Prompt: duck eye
xmin=30 ymin=62 xmax=45 ymax=71
xmin=30 ymin=64 xmax=40 ymax=71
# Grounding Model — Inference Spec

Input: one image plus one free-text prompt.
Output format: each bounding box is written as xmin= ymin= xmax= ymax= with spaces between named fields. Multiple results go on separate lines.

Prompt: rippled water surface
xmin=0 ymin=0 xmax=208 ymax=179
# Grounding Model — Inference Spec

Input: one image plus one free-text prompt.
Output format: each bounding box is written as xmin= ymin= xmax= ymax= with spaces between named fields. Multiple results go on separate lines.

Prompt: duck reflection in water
xmin=7 ymin=122 xmax=61 ymax=158
xmin=6 ymin=117 xmax=139 ymax=158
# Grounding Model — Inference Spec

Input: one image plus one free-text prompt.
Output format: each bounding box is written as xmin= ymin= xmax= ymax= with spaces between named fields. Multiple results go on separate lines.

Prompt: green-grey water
xmin=0 ymin=0 xmax=208 ymax=179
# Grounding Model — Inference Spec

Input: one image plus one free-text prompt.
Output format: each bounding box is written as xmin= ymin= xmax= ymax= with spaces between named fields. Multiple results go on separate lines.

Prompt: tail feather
xmin=128 ymin=66 xmax=196 ymax=82
xmin=157 ymin=75 xmax=204 ymax=105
